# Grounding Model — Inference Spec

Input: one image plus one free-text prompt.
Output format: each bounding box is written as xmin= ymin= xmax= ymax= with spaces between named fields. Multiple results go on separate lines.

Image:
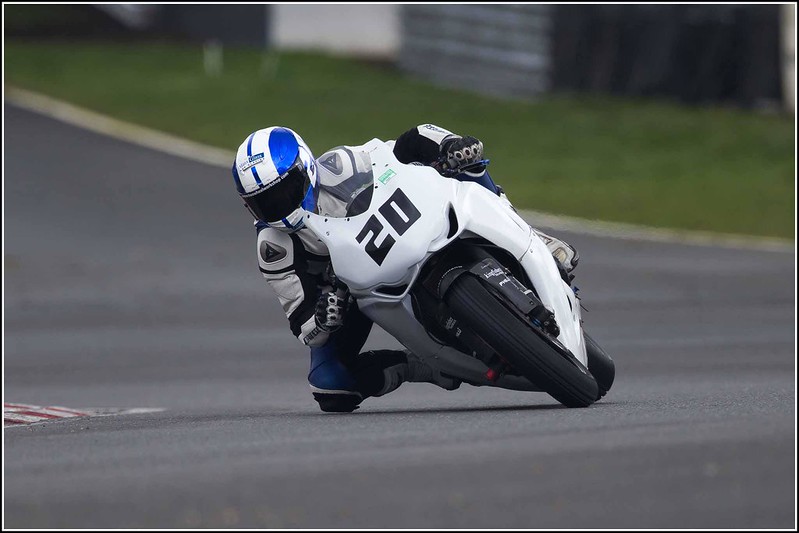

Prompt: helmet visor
xmin=243 ymin=161 xmax=311 ymax=223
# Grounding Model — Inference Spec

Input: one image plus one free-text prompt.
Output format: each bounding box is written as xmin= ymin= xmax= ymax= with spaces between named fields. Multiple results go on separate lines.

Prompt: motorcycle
xmin=305 ymin=140 xmax=614 ymax=407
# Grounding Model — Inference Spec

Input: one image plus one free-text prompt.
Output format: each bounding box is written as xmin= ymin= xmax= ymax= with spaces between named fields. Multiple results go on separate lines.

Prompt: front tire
xmin=445 ymin=275 xmax=599 ymax=407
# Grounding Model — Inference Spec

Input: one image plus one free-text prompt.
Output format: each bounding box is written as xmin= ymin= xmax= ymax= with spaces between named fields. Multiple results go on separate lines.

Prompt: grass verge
xmin=4 ymin=41 xmax=795 ymax=238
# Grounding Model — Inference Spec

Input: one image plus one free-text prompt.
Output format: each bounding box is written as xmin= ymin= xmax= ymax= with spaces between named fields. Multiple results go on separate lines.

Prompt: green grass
xmin=5 ymin=41 xmax=795 ymax=238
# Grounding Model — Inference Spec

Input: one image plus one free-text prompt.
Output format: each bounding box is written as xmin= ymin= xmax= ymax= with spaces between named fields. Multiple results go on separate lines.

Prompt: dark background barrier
xmin=551 ymin=4 xmax=783 ymax=108
xmin=4 ymin=4 xmax=789 ymax=110
xmin=156 ymin=5 xmax=269 ymax=47
xmin=4 ymin=4 xmax=270 ymax=47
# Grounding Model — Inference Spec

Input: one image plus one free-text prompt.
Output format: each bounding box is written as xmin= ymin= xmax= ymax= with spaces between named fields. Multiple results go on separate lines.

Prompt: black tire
xmin=584 ymin=332 xmax=615 ymax=400
xmin=446 ymin=274 xmax=599 ymax=407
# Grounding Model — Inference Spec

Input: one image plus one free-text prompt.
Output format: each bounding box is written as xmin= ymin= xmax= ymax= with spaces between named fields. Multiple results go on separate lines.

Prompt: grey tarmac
xmin=3 ymin=104 xmax=795 ymax=528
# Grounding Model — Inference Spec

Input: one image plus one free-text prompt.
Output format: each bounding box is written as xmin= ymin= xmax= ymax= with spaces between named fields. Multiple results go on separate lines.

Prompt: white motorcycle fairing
xmin=304 ymin=139 xmax=586 ymax=391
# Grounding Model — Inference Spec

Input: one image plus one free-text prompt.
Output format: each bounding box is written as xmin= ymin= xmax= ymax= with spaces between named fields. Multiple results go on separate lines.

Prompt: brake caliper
xmin=527 ymin=304 xmax=560 ymax=338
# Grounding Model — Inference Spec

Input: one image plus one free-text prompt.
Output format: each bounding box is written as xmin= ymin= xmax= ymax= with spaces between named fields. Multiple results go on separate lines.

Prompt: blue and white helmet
xmin=232 ymin=126 xmax=317 ymax=232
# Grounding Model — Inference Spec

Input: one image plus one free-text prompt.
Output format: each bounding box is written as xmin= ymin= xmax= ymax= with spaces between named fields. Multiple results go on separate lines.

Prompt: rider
xmin=232 ymin=124 xmax=579 ymax=412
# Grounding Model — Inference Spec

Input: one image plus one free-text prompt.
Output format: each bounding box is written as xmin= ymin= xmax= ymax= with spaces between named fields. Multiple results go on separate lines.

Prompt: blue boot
xmin=309 ymin=346 xmax=363 ymax=413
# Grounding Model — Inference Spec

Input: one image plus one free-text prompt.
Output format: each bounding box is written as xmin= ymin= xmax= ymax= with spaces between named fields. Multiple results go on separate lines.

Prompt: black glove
xmin=437 ymin=136 xmax=486 ymax=176
xmin=314 ymin=290 xmax=349 ymax=333
xmin=554 ymin=256 xmax=576 ymax=286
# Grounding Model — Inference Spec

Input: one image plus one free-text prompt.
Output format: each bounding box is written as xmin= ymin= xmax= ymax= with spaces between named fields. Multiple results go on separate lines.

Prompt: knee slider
xmin=313 ymin=392 xmax=362 ymax=413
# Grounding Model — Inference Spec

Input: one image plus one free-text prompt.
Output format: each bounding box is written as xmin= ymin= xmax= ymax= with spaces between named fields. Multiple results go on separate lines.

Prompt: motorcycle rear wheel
xmin=446 ymin=274 xmax=599 ymax=407
xmin=585 ymin=332 xmax=615 ymax=400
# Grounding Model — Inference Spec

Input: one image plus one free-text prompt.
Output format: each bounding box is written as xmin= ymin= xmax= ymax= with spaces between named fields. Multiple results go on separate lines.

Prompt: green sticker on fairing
xmin=377 ymin=169 xmax=396 ymax=184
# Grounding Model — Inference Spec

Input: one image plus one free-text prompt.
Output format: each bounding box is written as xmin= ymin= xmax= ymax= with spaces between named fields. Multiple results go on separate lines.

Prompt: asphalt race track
xmin=4 ymin=103 xmax=796 ymax=528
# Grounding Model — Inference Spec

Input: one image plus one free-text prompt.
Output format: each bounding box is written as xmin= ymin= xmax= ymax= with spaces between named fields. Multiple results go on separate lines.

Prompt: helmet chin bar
xmin=267 ymin=184 xmax=315 ymax=232
xmin=263 ymin=207 xmax=306 ymax=233
xmin=243 ymin=180 xmax=314 ymax=233
xmin=244 ymin=201 xmax=260 ymax=221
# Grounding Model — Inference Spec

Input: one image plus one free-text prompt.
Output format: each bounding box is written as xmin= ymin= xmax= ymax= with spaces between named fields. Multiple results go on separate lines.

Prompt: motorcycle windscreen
xmin=315 ymin=173 xmax=375 ymax=217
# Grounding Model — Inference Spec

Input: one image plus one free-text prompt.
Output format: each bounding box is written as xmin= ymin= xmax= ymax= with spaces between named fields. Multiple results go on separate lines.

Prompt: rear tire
xmin=446 ymin=275 xmax=598 ymax=407
xmin=585 ymin=332 xmax=615 ymax=400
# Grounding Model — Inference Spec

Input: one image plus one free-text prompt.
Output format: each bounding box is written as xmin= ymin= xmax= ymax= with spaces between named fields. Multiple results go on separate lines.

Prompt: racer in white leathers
xmin=232 ymin=124 xmax=579 ymax=412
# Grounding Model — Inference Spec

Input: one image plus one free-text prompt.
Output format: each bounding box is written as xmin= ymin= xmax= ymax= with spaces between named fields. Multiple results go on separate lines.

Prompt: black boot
xmin=352 ymin=350 xmax=461 ymax=399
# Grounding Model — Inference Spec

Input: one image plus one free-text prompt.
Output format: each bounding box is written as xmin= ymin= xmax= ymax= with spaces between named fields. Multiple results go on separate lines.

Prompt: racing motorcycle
xmin=305 ymin=140 xmax=615 ymax=407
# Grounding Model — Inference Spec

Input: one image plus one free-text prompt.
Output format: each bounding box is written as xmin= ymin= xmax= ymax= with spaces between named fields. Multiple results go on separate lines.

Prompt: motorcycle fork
xmin=414 ymin=244 xmax=554 ymax=383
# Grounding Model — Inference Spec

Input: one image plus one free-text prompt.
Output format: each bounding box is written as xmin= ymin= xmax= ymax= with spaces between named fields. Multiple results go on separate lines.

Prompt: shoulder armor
xmin=315 ymin=145 xmax=375 ymax=218
xmin=256 ymin=226 xmax=295 ymax=275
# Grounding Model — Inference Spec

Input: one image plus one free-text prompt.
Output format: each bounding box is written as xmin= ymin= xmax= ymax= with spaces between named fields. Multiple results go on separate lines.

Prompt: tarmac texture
xmin=3 ymin=104 xmax=795 ymax=528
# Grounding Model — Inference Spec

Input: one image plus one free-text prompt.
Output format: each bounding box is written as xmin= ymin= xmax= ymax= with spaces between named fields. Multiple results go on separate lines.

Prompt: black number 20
xmin=355 ymin=189 xmax=421 ymax=265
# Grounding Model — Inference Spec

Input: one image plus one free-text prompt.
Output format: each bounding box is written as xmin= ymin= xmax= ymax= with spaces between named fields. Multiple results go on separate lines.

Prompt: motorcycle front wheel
xmin=445 ymin=274 xmax=599 ymax=407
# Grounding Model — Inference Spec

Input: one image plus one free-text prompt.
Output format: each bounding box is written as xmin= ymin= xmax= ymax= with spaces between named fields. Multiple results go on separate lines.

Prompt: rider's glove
xmin=437 ymin=136 xmax=487 ymax=177
xmin=554 ymin=256 xmax=576 ymax=286
xmin=533 ymin=228 xmax=580 ymax=275
xmin=314 ymin=290 xmax=348 ymax=333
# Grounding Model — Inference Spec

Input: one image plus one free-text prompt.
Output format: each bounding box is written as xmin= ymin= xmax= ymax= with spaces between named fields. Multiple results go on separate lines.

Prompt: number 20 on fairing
xmin=355 ymin=189 xmax=421 ymax=265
